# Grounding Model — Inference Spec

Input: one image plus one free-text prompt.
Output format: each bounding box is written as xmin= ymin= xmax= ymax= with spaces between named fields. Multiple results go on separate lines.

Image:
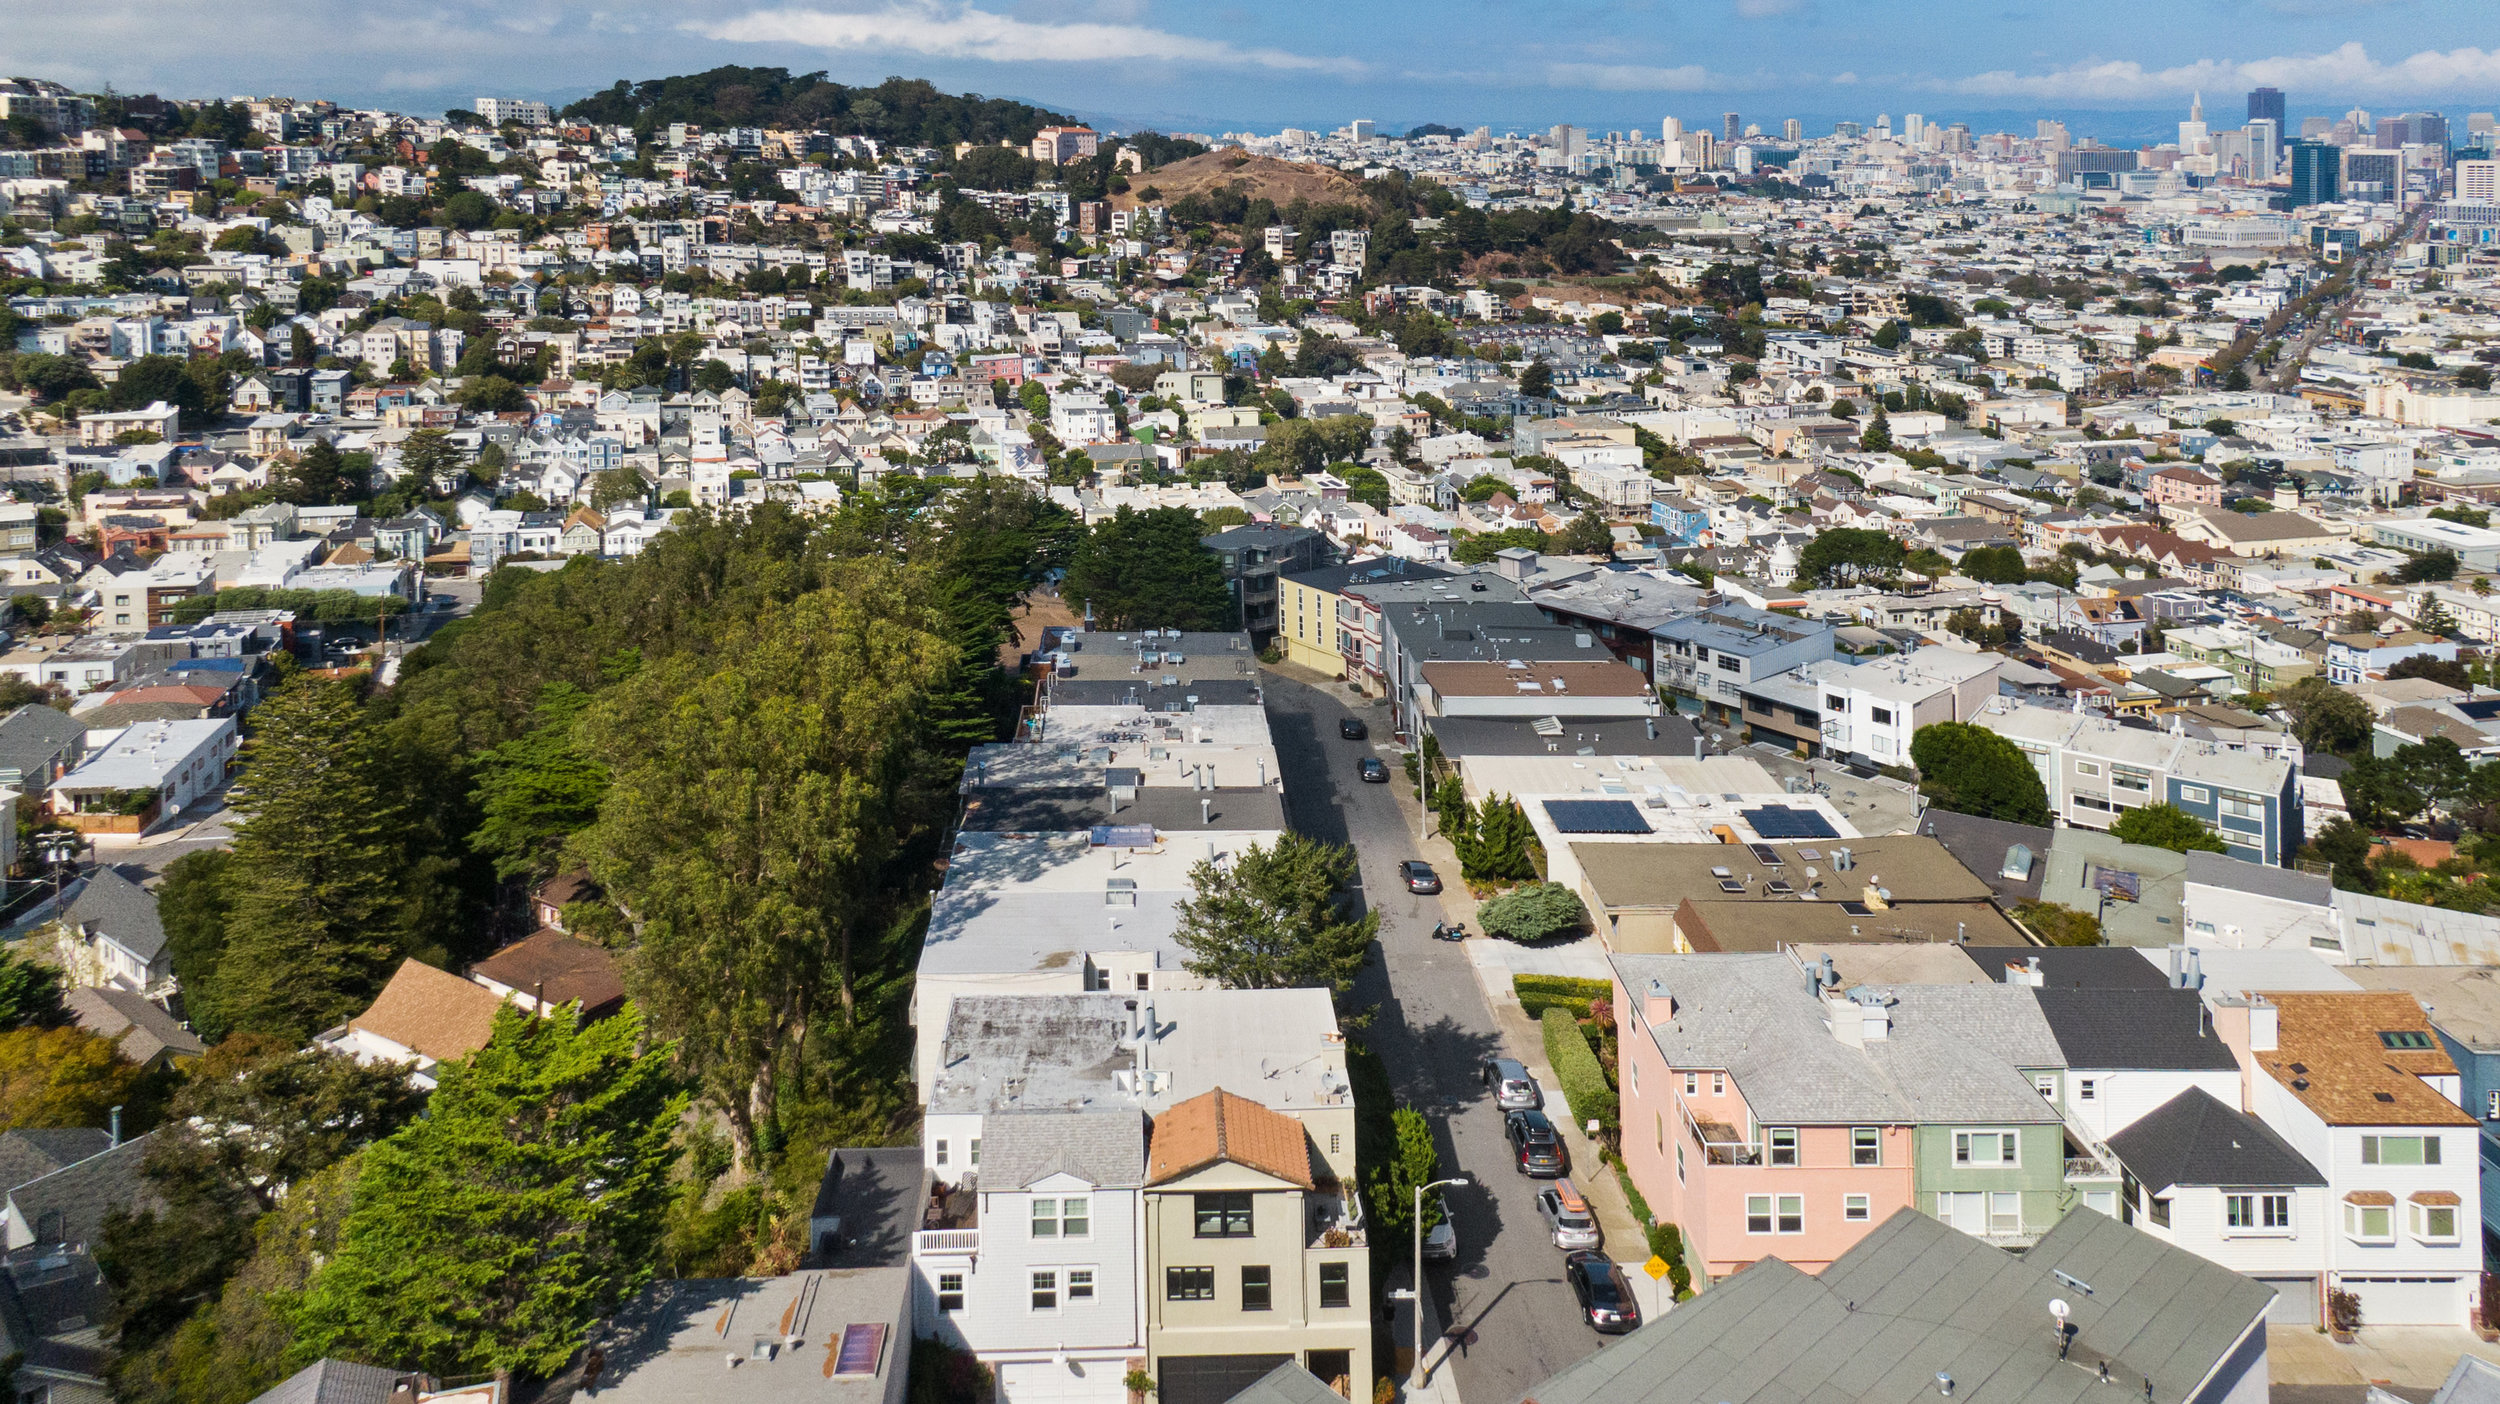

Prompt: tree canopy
xmin=1061 ymin=506 xmax=1234 ymax=632
xmin=1172 ymin=833 xmax=1376 ymax=997
xmin=1908 ymin=721 xmax=2051 ymax=826
xmin=2108 ymin=802 xmax=2229 ymax=854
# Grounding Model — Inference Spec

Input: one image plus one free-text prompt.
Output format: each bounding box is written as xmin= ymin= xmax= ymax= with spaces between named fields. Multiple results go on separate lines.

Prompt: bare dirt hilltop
xmin=1113 ymin=151 xmax=1365 ymax=211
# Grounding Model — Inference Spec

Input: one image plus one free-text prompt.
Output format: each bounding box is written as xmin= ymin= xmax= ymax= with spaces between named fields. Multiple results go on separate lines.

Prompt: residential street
xmin=1261 ymin=670 xmax=1615 ymax=1404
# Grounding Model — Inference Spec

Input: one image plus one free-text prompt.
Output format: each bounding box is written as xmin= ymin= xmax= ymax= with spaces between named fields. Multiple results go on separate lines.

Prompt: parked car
xmin=1358 ymin=756 xmax=1390 ymax=783
xmin=1538 ymin=1181 xmax=1603 ymax=1251
xmin=1480 ymin=1056 xmax=1543 ymax=1111
xmin=1564 ymin=1251 xmax=1641 ymax=1334
xmin=1423 ymin=1210 xmax=1457 ymax=1262
xmin=1340 ymin=717 xmax=1369 ymax=740
xmin=1400 ymin=860 xmax=1442 ymax=895
xmin=1505 ymin=1108 xmax=1566 ymax=1177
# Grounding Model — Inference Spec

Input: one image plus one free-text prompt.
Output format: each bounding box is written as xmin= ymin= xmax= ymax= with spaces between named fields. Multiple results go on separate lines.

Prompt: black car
xmin=1400 ymin=860 xmax=1442 ymax=895
xmin=1358 ymin=756 xmax=1391 ymax=784
xmin=1564 ymin=1251 xmax=1641 ymax=1334
xmin=1340 ymin=717 xmax=1369 ymax=740
xmin=1504 ymin=1108 xmax=1566 ymax=1177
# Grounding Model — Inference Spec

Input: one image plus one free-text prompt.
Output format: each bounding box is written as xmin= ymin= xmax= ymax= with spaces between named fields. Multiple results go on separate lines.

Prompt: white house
xmin=48 ymin=717 xmax=236 ymax=828
xmin=2103 ymin=1087 xmax=2335 ymax=1328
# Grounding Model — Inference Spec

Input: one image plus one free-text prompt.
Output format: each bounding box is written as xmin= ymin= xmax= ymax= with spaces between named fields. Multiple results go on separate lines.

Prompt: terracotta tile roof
xmin=351 ymin=958 xmax=506 ymax=1064
xmin=1145 ymin=1088 xmax=1313 ymax=1189
xmin=2255 ymin=990 xmax=2474 ymax=1128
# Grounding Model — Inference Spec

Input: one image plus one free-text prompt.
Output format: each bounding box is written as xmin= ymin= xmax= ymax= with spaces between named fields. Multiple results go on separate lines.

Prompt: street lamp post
xmin=1410 ymin=1174 xmax=1471 ymax=1393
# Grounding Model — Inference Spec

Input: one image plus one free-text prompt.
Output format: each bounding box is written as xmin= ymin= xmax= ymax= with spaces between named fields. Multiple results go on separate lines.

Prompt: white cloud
xmin=1938 ymin=42 xmax=2500 ymax=101
xmin=694 ymin=0 xmax=1360 ymax=73
xmin=1543 ymin=60 xmax=1724 ymax=91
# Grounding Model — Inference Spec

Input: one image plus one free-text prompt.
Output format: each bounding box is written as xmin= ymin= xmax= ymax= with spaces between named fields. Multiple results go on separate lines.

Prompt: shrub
xmin=1479 ymin=881 xmax=1588 ymax=942
xmin=1513 ymin=973 xmax=1612 ymax=1019
xmin=1541 ymin=1006 xmax=1616 ymax=1136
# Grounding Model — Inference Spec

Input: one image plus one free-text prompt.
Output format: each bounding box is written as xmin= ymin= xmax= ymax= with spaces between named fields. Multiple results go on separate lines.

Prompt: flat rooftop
xmin=1576 ymin=834 xmax=1986 ymax=911
xmin=926 ymin=989 xmax=1349 ymax=1118
xmin=1671 ymin=897 xmax=2026 ymax=953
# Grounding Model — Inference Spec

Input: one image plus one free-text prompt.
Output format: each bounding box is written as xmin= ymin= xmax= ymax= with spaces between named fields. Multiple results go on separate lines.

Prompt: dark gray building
xmin=1201 ymin=525 xmax=1326 ymax=643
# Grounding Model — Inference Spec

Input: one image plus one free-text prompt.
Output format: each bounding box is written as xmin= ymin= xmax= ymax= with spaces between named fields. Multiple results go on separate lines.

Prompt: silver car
xmin=1537 ymin=1181 xmax=1603 ymax=1251
xmin=1481 ymin=1055 xmax=1543 ymax=1111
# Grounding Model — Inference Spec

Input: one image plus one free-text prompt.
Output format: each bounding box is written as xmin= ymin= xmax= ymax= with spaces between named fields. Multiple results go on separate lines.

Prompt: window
xmin=1989 ymin=1193 xmax=2022 ymax=1236
xmin=2362 ymin=1135 xmax=2440 ymax=1165
xmin=1712 ymin=1072 xmax=1726 ymax=1096
xmin=1628 ymin=1060 xmax=1638 ymax=1096
xmin=2488 ymin=1090 xmax=2499 ymax=1121
xmin=2074 ymin=761 xmax=2101 ymax=778
xmin=1166 ymin=1267 xmax=1215 ymax=1301
xmin=934 ymin=1140 xmax=950 ymax=1167
xmin=1069 ymin=1269 xmax=1095 ymax=1302
xmin=2149 ymin=1196 xmax=2171 ymax=1228
xmin=2112 ymin=764 xmax=2150 ymax=793
xmin=1954 ymin=1131 xmax=2018 ymax=1167
xmin=1319 ymin=1262 xmax=1350 ymax=1309
xmin=1777 ymin=1195 xmax=1803 ymax=1232
xmin=1241 ymin=1266 xmax=1272 ymax=1311
xmin=1870 ymin=707 xmax=1893 ymax=726
xmin=2218 ymin=791 xmax=2264 ymax=820
xmin=2079 ymin=1079 xmax=2096 ymax=1102
xmin=2414 ymin=1202 xmax=2460 ymax=1242
xmin=1330 ymin=1133 xmax=1341 ymax=1155
xmin=1853 ymin=1128 xmax=1881 ymax=1166
xmin=2264 ymin=1194 xmax=2291 ymax=1229
xmin=937 ymin=1272 xmax=965 ymax=1313
xmin=1826 ymin=695 xmax=1848 ymax=712
xmin=1844 ymin=1194 xmax=1870 ymax=1221
xmin=1676 ymin=1141 xmax=1686 ymax=1182
xmin=2034 ymin=1074 xmax=2057 ymax=1101
xmin=1684 ymin=1072 xmax=1698 ymax=1096
xmin=1194 ymin=1192 xmax=1254 ymax=1238
xmin=1748 ymin=1195 xmax=1801 ymax=1233
xmin=2344 ymin=1202 xmax=2394 ymax=1242
xmin=970 ymin=1139 xmax=981 ymax=1167
xmin=2378 ymin=1030 xmax=2434 ymax=1050
xmin=1769 ymin=1128 xmax=1798 ymax=1166
xmin=1032 ymin=1196 xmax=1088 ymax=1238
xmin=2179 ymin=785 xmax=2210 ymax=804
xmin=1031 ymin=1270 xmax=1059 ymax=1312
xmin=2224 ymin=1194 xmax=2254 ymax=1229
xmin=1746 ymin=1195 xmax=1773 ymax=1233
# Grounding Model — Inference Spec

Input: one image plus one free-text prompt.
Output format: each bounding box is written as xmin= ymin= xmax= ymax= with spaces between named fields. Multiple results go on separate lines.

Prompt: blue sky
xmin=3 ymin=0 xmax=2494 ymax=141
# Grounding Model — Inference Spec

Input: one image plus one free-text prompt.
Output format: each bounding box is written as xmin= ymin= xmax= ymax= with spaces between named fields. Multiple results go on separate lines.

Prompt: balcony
xmin=915 ymin=1229 xmax=981 ymax=1257
xmin=915 ymin=1173 xmax=978 ymax=1258
xmin=1691 ymin=1116 xmax=1762 ymax=1166
xmin=1307 ymin=1182 xmax=1366 ymax=1250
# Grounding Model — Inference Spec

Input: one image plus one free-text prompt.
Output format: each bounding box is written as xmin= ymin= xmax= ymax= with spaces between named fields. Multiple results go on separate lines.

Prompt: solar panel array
xmin=1543 ymin=799 xmax=1653 ymax=834
xmin=1741 ymin=805 xmax=1840 ymax=840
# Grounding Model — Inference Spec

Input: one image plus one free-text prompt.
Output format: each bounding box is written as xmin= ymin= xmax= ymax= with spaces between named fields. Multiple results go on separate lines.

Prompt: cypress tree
xmin=288 ymin=1006 xmax=684 ymax=1381
xmin=213 ymin=676 xmax=409 ymax=1040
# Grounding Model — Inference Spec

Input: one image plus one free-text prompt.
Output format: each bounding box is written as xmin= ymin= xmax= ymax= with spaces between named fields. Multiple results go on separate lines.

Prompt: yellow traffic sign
xmin=1643 ymin=1254 xmax=1670 ymax=1280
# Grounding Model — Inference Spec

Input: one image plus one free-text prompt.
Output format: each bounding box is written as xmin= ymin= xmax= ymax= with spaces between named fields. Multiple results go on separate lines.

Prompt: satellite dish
xmin=2050 ymin=1298 xmax=2071 ymax=1321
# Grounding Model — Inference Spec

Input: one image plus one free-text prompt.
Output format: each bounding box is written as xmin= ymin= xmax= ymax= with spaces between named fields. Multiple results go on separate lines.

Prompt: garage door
xmin=1158 ymin=1355 xmax=1293 ymax=1404
xmin=2342 ymin=1276 xmax=2463 ymax=1326
xmin=1000 ymin=1360 xmax=1125 ymax=1404
xmin=2253 ymin=1276 xmax=2318 ymax=1326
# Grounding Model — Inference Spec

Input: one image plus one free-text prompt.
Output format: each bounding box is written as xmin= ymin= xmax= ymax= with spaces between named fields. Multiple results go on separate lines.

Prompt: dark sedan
xmin=1565 ymin=1251 xmax=1641 ymax=1334
xmin=1400 ymin=860 xmax=1442 ymax=894
xmin=1358 ymin=756 xmax=1391 ymax=783
xmin=1505 ymin=1108 xmax=1567 ymax=1177
xmin=1340 ymin=717 xmax=1369 ymax=740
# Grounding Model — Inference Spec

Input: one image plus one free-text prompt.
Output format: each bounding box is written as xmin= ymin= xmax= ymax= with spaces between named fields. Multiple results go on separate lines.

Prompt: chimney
xmin=2248 ymin=996 xmax=2278 ymax=1052
xmin=1643 ymin=978 xmax=1676 ymax=1025
xmin=2004 ymin=957 xmax=2044 ymax=987
xmin=109 ymin=1105 xmax=122 ymax=1147
xmin=1200 ymin=797 xmax=1212 ymax=826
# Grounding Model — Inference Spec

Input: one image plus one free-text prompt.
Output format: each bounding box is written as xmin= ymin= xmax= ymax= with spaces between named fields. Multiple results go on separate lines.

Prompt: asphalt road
xmin=1261 ymin=671 xmax=1608 ymax=1404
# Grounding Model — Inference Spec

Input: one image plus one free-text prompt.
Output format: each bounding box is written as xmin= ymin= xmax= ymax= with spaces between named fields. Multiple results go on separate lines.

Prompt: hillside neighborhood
xmin=3 ymin=62 xmax=2500 ymax=1404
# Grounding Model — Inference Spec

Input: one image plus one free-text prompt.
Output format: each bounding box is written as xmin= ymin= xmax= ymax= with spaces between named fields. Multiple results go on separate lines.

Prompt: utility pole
xmin=1410 ymin=1175 xmax=1471 ymax=1393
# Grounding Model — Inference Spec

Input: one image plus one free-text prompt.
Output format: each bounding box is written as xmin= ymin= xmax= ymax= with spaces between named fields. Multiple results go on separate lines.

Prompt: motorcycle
xmin=1430 ymin=921 xmax=1467 ymax=942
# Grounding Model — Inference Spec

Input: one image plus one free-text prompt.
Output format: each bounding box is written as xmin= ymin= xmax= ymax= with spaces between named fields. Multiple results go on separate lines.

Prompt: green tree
xmin=2277 ymin=676 xmax=2373 ymax=758
xmin=0 ymin=1026 xmax=147 ymax=1131
xmin=1858 ymin=406 xmax=1893 ymax=452
xmin=396 ymin=428 xmax=462 ymax=488
xmin=1365 ymin=1106 xmax=1443 ymax=1246
xmin=2300 ymin=817 xmax=2376 ymax=893
xmin=2011 ymin=901 xmax=2102 ymax=946
xmin=2108 ymin=802 xmax=2229 ymax=854
xmin=2396 ymin=550 xmax=2459 ymax=584
xmin=157 ymin=849 xmax=238 ymax=1043
xmin=212 ymin=676 xmax=411 ymax=1040
xmin=288 ymin=1005 xmax=684 ymax=1382
xmin=1060 ymin=506 xmax=1233 ymax=631
xmin=1171 ymin=833 xmax=1377 ymax=997
xmin=2387 ymin=653 xmax=2470 ymax=690
xmin=1556 ymin=510 xmax=1615 ymax=557
xmin=1476 ymin=882 xmax=1587 ymax=942
xmin=1797 ymin=527 xmax=1906 ymax=587
xmin=100 ymin=1037 xmax=425 ymax=1359
xmin=1909 ymin=721 xmax=2051 ymax=825
xmin=277 ymin=439 xmax=360 ymax=507
xmin=578 ymin=573 xmax=954 ymax=1167
xmin=0 ymin=944 xmax=66 ymax=1032
xmin=1518 ymin=359 xmax=1554 ymax=399
xmin=1450 ymin=793 xmax=1539 ymax=882
xmin=1958 ymin=546 xmax=2028 ymax=584
xmin=467 ymin=684 xmax=610 ymax=883
xmin=588 ymin=467 xmax=651 ymax=513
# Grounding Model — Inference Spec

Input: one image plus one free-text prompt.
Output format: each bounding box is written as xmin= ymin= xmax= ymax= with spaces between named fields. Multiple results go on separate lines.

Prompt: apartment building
xmin=1788 ymin=650 xmax=2004 ymax=770
xmin=1975 ymin=701 xmax=2303 ymax=865
xmin=2214 ymin=991 xmax=2481 ymax=1325
xmin=1650 ymin=604 xmax=1837 ymax=726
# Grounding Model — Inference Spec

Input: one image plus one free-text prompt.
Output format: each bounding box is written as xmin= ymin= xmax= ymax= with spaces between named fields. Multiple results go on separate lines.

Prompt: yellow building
xmin=1276 ymin=560 xmax=1455 ymax=677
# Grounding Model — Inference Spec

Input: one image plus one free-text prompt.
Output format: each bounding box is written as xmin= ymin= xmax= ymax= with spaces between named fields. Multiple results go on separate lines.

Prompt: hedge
xmin=1541 ymin=1006 xmax=1617 ymax=1137
xmin=1479 ymin=881 xmax=1589 ymax=942
xmin=1514 ymin=974 xmax=1613 ymax=1020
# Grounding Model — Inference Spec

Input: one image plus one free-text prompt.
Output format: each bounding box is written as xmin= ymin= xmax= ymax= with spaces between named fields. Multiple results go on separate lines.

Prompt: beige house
xmin=1143 ymin=1089 xmax=1370 ymax=1403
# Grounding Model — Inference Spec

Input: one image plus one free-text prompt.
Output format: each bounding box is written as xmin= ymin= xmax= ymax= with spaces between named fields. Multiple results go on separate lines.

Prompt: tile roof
xmin=2255 ymin=990 xmax=2475 ymax=1127
xmin=1146 ymin=1088 xmax=1313 ymax=1188
xmin=349 ymin=959 xmax=506 ymax=1064
xmin=2105 ymin=1087 xmax=2324 ymax=1193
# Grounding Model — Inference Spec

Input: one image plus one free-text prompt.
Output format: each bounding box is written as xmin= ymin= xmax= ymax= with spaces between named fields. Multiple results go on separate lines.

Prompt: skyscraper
xmin=1782 ymin=118 xmax=1802 ymax=142
xmin=2247 ymin=87 xmax=2286 ymax=130
xmin=2289 ymin=140 xmax=2341 ymax=208
xmin=1723 ymin=112 xmax=1740 ymax=142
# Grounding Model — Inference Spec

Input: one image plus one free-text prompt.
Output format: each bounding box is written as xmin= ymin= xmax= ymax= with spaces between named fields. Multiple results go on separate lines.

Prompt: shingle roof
xmin=62 ymin=867 xmax=165 ymax=964
xmin=348 ymin=959 xmax=506 ymax=1064
xmin=1146 ymin=1088 xmax=1313 ymax=1188
xmin=244 ymin=1358 xmax=415 ymax=1404
xmin=982 ymin=1110 xmax=1148 ymax=1192
xmin=6 ymin=1133 xmax=155 ymax=1249
xmin=468 ymin=929 xmax=626 ymax=1019
xmin=0 ymin=704 xmax=83 ymax=778
xmin=1223 ymin=1363 xmax=1354 ymax=1404
xmin=2181 ymin=848 xmax=2332 ymax=906
xmin=2106 ymin=1087 xmax=2325 ymax=1193
xmin=1520 ymin=1206 xmax=2273 ymax=1404
xmin=2256 ymin=990 xmax=2475 ymax=1127
xmin=2034 ymin=988 xmax=2240 ymax=1071
xmin=65 ymin=985 xmax=204 ymax=1064
xmin=0 ymin=1129 xmax=111 ymax=1193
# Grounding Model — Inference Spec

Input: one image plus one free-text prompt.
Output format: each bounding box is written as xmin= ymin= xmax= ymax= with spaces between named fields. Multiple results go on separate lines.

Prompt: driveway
xmin=1262 ymin=670 xmax=1615 ymax=1404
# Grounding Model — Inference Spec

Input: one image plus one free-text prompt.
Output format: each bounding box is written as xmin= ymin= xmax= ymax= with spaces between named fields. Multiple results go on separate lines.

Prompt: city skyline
xmin=1 ymin=0 xmax=2495 ymax=137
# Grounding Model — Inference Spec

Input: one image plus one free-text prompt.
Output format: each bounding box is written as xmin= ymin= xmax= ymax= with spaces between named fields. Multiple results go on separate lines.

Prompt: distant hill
xmin=559 ymin=67 xmax=1074 ymax=149
xmin=1118 ymin=151 xmax=1363 ymax=211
